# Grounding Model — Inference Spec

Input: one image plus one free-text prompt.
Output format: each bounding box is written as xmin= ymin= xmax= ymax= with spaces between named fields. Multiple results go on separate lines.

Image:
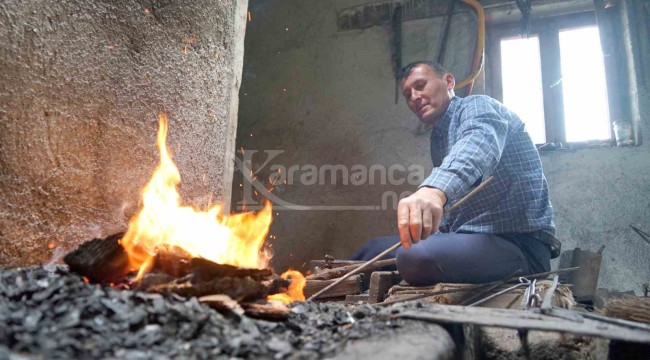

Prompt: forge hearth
xmin=0 ymin=266 xmax=455 ymax=359
xmin=61 ymin=231 xmax=299 ymax=321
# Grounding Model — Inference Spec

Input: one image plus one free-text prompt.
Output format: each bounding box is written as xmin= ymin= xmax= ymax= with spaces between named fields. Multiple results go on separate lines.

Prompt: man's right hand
xmin=397 ymin=187 xmax=447 ymax=249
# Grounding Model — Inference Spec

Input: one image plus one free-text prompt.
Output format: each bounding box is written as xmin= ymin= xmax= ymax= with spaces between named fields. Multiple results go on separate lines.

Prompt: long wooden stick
xmin=308 ymin=176 xmax=494 ymax=301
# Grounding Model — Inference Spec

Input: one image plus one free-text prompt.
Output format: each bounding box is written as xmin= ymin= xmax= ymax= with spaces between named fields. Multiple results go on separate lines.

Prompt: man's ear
xmin=443 ymin=73 xmax=455 ymax=90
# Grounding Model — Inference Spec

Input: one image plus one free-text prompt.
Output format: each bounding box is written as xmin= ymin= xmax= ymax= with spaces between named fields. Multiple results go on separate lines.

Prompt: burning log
xmin=190 ymin=258 xmax=273 ymax=281
xmin=65 ymin=235 xmax=293 ymax=305
xmin=63 ymin=233 xmax=303 ymax=310
xmin=154 ymin=245 xmax=192 ymax=278
xmin=145 ymin=273 xmax=289 ymax=302
xmin=152 ymin=257 xmax=289 ymax=301
xmin=63 ymin=232 xmax=129 ymax=283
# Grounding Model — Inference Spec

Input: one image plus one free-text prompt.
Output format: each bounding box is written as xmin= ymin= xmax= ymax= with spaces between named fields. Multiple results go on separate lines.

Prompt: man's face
xmin=401 ymin=64 xmax=455 ymax=126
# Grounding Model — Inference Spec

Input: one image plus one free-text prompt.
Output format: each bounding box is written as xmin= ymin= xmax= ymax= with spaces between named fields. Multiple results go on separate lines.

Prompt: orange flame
xmin=268 ymin=270 xmax=306 ymax=304
xmin=120 ymin=113 xmax=274 ymax=279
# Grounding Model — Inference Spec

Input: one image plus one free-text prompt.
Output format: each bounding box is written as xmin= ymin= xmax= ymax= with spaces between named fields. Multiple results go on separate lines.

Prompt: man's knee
xmin=396 ymin=246 xmax=445 ymax=286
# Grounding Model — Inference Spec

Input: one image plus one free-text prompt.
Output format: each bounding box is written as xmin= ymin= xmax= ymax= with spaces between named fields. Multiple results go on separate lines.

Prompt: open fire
xmin=120 ymin=113 xmax=272 ymax=277
xmin=66 ymin=113 xmax=304 ymax=305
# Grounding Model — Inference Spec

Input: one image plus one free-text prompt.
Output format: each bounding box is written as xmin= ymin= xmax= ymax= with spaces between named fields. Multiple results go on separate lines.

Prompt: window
xmin=501 ymin=36 xmax=546 ymax=144
xmin=558 ymin=27 xmax=610 ymax=142
xmin=489 ymin=13 xmax=617 ymax=146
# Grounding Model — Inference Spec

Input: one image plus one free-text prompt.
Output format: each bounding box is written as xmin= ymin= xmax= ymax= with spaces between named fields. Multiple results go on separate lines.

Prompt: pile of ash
xmin=0 ymin=266 xmax=405 ymax=359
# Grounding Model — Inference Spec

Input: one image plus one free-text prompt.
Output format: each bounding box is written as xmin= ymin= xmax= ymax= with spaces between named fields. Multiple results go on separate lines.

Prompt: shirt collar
xmin=431 ymin=96 xmax=459 ymax=138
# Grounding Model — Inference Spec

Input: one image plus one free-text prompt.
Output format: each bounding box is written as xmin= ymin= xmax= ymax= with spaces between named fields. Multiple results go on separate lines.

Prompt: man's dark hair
xmin=399 ymin=61 xmax=448 ymax=80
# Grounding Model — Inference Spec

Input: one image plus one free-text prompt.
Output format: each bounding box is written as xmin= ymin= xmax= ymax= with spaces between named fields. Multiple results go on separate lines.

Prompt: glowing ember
xmin=268 ymin=270 xmax=306 ymax=304
xmin=120 ymin=113 xmax=274 ymax=280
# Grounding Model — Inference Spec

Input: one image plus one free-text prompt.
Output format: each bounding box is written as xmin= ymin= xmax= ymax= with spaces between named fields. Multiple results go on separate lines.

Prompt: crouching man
xmin=352 ymin=61 xmax=559 ymax=286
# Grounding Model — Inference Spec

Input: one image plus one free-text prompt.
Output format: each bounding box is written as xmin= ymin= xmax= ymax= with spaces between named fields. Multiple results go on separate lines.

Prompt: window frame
xmin=487 ymin=11 xmax=620 ymax=147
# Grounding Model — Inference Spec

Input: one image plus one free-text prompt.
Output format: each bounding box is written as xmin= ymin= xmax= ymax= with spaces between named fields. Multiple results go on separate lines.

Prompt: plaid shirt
xmin=420 ymin=95 xmax=555 ymax=235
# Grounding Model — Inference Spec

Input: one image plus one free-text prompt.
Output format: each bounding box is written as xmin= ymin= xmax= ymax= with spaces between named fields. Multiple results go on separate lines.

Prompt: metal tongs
xmin=521 ymin=278 xmax=541 ymax=310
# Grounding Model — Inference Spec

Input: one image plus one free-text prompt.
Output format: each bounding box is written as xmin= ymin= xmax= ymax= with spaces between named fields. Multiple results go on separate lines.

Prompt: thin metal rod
xmin=307 ymin=241 xmax=401 ymax=301
xmin=468 ymin=282 xmax=529 ymax=307
xmin=522 ymin=267 xmax=578 ymax=281
xmin=461 ymin=268 xmax=522 ymax=306
xmin=308 ymin=176 xmax=494 ymax=301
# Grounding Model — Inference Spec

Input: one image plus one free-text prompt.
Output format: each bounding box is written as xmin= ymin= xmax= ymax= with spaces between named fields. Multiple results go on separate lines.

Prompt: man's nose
xmin=410 ymin=90 xmax=421 ymax=103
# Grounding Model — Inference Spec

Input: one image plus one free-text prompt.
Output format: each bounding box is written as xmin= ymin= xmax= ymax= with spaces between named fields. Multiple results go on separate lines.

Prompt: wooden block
xmin=368 ymin=271 xmax=401 ymax=304
xmin=303 ymin=274 xmax=364 ymax=299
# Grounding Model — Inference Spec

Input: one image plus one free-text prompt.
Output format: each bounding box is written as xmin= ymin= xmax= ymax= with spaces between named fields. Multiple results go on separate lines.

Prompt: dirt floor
xmin=480 ymin=327 xmax=610 ymax=360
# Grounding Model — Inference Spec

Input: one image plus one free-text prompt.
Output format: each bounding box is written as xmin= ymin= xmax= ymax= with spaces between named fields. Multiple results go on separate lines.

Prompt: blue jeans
xmin=351 ymin=233 xmax=551 ymax=286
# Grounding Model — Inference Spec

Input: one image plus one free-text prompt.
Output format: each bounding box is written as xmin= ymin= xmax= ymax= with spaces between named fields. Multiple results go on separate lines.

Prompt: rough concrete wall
xmin=545 ymin=0 xmax=650 ymax=294
xmin=238 ymin=0 xmax=650 ymax=293
xmin=235 ymin=0 xmax=476 ymax=272
xmin=0 ymin=0 xmax=248 ymax=267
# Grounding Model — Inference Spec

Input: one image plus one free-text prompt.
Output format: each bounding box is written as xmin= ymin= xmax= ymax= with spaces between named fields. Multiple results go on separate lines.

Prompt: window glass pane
xmin=559 ymin=26 xmax=610 ymax=142
xmin=501 ymin=36 xmax=546 ymax=144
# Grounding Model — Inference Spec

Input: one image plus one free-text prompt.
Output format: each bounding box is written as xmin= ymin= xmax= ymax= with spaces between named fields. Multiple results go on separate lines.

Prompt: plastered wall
xmin=235 ymin=0 xmax=477 ymax=272
xmin=0 ymin=0 xmax=248 ymax=267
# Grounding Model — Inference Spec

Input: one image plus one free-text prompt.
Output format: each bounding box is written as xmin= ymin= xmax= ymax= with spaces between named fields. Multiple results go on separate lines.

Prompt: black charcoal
xmin=0 ymin=267 xmax=418 ymax=359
